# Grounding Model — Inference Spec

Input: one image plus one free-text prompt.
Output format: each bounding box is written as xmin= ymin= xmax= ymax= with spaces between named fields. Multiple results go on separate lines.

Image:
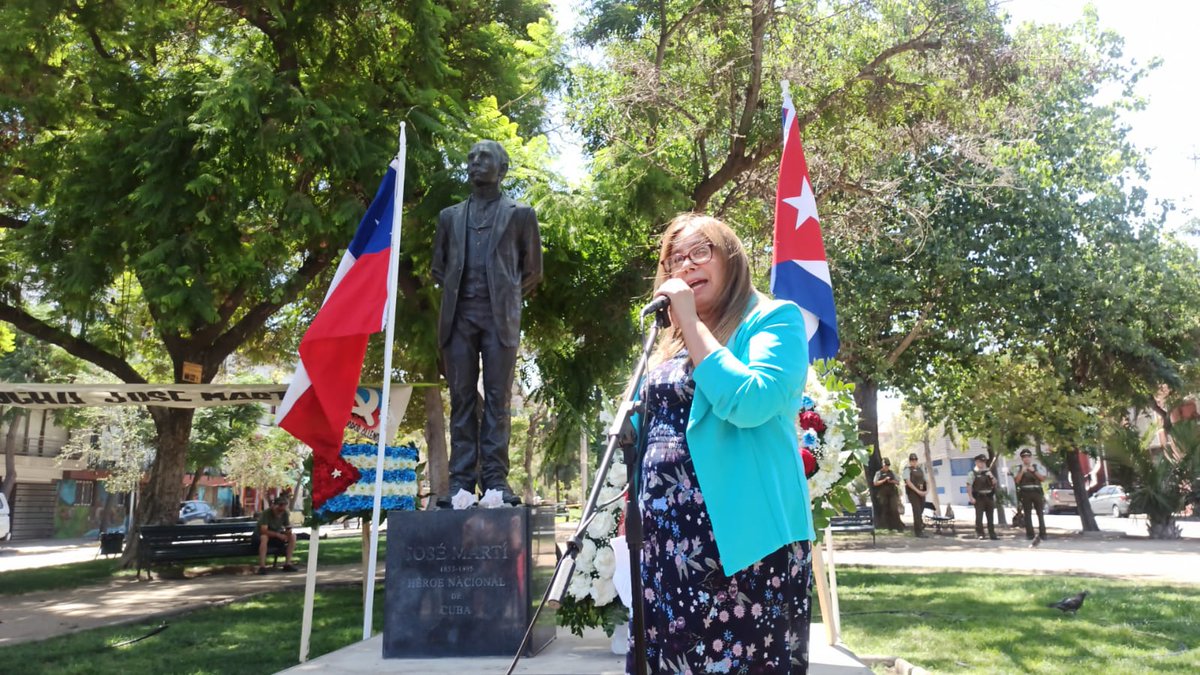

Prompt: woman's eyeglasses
xmin=661 ymin=242 xmax=714 ymax=274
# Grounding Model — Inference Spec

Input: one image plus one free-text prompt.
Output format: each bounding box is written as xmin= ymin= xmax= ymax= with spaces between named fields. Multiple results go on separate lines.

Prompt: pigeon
xmin=1030 ymin=535 xmax=1042 ymax=548
xmin=1047 ymin=591 xmax=1089 ymax=614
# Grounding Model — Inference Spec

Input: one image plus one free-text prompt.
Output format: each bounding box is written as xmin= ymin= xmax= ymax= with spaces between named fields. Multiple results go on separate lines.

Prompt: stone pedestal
xmin=383 ymin=505 xmax=557 ymax=658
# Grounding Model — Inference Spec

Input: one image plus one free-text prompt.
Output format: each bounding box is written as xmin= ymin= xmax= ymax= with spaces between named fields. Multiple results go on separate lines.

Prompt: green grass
xmin=0 ymin=535 xmax=383 ymax=596
xmin=8 ymin=560 xmax=1198 ymax=674
xmin=555 ymin=506 xmax=583 ymax=523
xmin=0 ymin=586 xmax=384 ymax=675
xmin=820 ymin=567 xmax=1200 ymax=674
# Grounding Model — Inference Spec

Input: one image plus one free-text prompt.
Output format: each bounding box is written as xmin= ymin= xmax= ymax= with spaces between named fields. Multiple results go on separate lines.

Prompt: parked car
xmin=1089 ymin=484 xmax=1134 ymax=518
xmin=179 ymin=500 xmax=217 ymax=524
xmin=0 ymin=491 xmax=10 ymax=541
xmin=1047 ymin=483 xmax=1077 ymax=514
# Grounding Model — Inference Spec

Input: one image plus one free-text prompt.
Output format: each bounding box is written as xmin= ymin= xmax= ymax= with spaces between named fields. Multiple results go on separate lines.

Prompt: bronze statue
xmin=432 ymin=140 xmax=542 ymax=507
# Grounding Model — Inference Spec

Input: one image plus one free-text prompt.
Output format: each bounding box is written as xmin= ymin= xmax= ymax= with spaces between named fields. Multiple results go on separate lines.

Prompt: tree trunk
xmin=423 ymin=385 xmax=449 ymax=502
xmin=2 ymin=408 xmax=20 ymax=501
xmin=291 ymin=472 xmax=304 ymax=510
xmin=184 ymin=468 xmax=204 ymax=500
xmin=1148 ymin=516 xmax=1182 ymax=539
xmin=853 ymin=378 xmax=882 ymax=520
xmin=121 ymin=406 xmax=195 ymax=567
xmin=1150 ymin=399 xmax=1173 ymax=435
xmin=985 ymin=440 xmax=1008 ymax=527
xmin=1065 ymin=447 xmax=1099 ymax=532
xmin=522 ymin=408 xmax=543 ymax=504
xmin=921 ymin=428 xmax=940 ymax=511
xmin=579 ymin=428 xmax=588 ymax=506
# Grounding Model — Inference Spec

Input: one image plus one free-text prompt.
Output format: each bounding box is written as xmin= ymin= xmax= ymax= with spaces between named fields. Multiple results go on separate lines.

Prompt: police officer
xmin=967 ymin=454 xmax=998 ymax=540
xmin=873 ymin=458 xmax=904 ymax=531
xmin=1014 ymin=448 xmax=1048 ymax=540
xmin=902 ymin=453 xmax=928 ymax=538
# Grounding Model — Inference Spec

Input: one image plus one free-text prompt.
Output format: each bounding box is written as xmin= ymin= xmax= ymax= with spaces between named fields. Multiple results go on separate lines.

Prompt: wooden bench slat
xmin=137 ymin=521 xmax=285 ymax=576
xmin=827 ymin=507 xmax=876 ymax=546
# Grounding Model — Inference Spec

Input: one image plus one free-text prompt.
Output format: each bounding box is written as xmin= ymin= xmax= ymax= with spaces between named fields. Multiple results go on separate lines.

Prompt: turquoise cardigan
xmin=687 ymin=297 xmax=812 ymax=574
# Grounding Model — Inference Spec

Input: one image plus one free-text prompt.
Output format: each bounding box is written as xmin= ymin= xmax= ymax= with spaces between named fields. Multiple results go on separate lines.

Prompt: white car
xmin=0 ymin=492 xmax=11 ymax=541
xmin=1089 ymin=485 xmax=1134 ymax=518
xmin=179 ymin=500 xmax=217 ymax=524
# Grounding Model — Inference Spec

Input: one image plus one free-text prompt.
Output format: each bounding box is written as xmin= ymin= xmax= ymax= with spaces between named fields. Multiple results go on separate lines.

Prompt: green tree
xmin=568 ymin=1 xmax=1110 ymax=498
xmin=0 ymin=0 xmax=558 ymax=552
xmin=1106 ymin=420 xmax=1200 ymax=539
xmin=59 ymin=406 xmax=156 ymax=495
xmin=222 ymin=427 xmax=305 ymax=513
xmin=185 ymin=403 xmax=264 ymax=500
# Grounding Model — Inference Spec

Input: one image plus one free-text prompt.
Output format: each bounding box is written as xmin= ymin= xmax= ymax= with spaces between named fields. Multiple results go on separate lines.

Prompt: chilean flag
xmin=770 ymin=82 xmax=839 ymax=362
xmin=277 ymin=160 xmax=400 ymax=508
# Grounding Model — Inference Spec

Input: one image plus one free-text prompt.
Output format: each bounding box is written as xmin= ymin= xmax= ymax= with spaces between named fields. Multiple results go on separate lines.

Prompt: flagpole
xmin=363 ymin=123 xmax=407 ymax=640
xmin=298 ymin=521 xmax=320 ymax=662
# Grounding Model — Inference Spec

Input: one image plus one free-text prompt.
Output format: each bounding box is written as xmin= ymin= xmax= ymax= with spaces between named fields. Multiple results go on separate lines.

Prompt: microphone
xmin=640 ymin=295 xmax=670 ymax=317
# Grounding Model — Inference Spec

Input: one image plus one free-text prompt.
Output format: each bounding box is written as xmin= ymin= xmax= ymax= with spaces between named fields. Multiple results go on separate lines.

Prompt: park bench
xmin=137 ymin=520 xmax=285 ymax=578
xmin=828 ymin=506 xmax=876 ymax=546
xmin=922 ymin=503 xmax=957 ymax=535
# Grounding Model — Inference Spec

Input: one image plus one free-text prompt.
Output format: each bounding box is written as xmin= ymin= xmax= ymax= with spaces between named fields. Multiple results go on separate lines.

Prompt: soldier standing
xmin=1014 ymin=448 xmax=1048 ymax=540
xmin=873 ymin=458 xmax=904 ymax=532
xmin=967 ymin=454 xmax=998 ymax=540
xmin=902 ymin=453 xmax=928 ymax=538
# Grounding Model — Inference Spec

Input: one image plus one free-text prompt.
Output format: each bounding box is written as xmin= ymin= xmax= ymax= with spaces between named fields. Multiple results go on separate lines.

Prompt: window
xmin=932 ymin=459 xmax=944 ymax=467
xmin=950 ymin=458 xmax=974 ymax=476
xmin=936 ymin=487 xmax=945 ymax=494
xmin=75 ymin=481 xmax=95 ymax=506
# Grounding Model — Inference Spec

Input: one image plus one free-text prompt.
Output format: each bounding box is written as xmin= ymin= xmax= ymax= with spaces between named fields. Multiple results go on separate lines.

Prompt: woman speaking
xmin=629 ymin=213 xmax=814 ymax=674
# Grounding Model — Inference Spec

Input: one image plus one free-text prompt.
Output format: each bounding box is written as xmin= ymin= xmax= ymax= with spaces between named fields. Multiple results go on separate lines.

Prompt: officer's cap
xmin=973 ymin=454 xmax=988 ymax=463
xmin=1019 ymin=449 xmax=1032 ymax=457
xmin=908 ymin=453 xmax=919 ymax=461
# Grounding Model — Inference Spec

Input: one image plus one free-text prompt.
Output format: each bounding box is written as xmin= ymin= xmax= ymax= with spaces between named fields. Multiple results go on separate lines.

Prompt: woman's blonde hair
xmin=652 ymin=213 xmax=761 ymax=362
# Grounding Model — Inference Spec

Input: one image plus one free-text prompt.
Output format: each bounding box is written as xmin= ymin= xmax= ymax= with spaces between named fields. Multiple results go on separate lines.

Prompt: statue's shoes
xmin=483 ymin=485 xmax=522 ymax=506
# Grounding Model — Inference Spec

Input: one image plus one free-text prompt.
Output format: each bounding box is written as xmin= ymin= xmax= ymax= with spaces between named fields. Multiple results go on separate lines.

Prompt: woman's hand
xmin=655 ymin=277 xmax=720 ymax=366
xmin=653 ymin=278 xmax=698 ymax=328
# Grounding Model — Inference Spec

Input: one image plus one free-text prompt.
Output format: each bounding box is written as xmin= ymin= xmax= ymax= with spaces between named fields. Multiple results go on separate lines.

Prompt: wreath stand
xmin=810 ymin=526 xmax=842 ymax=645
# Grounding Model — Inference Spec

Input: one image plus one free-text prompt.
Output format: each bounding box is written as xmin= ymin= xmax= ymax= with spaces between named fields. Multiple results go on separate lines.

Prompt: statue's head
xmin=467 ymin=140 xmax=509 ymax=188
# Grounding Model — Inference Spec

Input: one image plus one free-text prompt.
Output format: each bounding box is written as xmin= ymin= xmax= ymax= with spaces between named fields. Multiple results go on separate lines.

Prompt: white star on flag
xmin=331 ymin=468 xmax=342 ymax=478
xmin=782 ymin=177 xmax=819 ymax=230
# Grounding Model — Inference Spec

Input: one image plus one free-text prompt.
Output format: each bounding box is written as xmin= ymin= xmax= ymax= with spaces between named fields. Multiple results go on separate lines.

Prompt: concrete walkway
xmin=826 ymin=523 xmax=1200 ymax=585
xmin=278 ymin=625 xmax=872 ymax=675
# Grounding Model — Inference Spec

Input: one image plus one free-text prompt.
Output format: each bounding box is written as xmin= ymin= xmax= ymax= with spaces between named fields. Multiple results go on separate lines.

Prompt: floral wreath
xmin=557 ymin=451 xmax=630 ymax=637
xmin=797 ymin=363 xmax=868 ymax=532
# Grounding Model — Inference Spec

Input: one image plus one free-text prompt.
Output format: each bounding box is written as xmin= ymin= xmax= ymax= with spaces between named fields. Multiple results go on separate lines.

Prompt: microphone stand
xmin=506 ymin=306 xmax=668 ymax=675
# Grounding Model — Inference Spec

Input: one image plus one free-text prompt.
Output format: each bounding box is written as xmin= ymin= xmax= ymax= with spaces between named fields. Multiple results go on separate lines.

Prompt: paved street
xmin=903 ymin=502 xmax=1200 ymax=539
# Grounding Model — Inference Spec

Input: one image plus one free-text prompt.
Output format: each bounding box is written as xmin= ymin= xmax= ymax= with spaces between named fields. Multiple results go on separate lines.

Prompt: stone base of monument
xmin=383 ymin=505 xmax=557 ymax=658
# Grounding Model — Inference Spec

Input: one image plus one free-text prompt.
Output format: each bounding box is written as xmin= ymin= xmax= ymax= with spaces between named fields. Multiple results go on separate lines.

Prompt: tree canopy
xmin=0 ymin=0 xmax=561 ymax=534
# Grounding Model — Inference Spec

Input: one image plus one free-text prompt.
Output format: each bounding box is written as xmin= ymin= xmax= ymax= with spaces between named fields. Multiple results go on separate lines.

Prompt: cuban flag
xmin=277 ymin=160 xmax=401 ymax=508
xmin=770 ymin=82 xmax=839 ymax=362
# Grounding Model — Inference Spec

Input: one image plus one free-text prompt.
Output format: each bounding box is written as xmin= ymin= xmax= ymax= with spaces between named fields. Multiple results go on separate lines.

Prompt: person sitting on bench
xmin=258 ymin=496 xmax=298 ymax=574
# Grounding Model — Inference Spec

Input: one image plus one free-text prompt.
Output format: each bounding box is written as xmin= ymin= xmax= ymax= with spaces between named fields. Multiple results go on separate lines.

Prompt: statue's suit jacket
xmin=431 ymin=195 xmax=542 ymax=348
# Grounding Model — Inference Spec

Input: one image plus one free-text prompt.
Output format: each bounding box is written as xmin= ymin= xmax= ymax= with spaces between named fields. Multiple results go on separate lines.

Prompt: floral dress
xmin=627 ymin=352 xmax=813 ymax=674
